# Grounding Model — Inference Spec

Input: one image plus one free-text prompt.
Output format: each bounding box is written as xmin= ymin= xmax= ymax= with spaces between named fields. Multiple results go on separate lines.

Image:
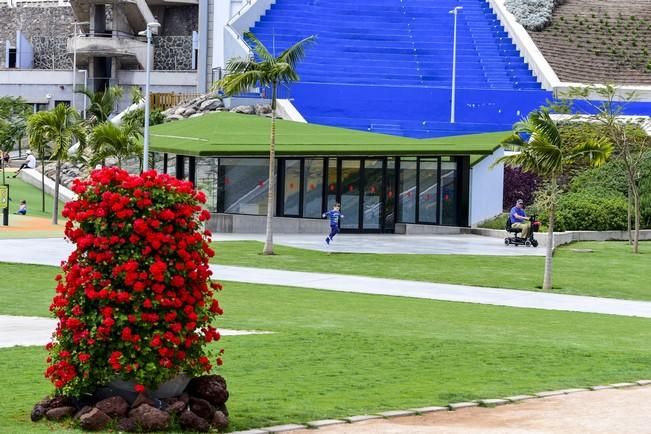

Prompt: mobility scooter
xmin=505 ymin=214 xmax=540 ymax=247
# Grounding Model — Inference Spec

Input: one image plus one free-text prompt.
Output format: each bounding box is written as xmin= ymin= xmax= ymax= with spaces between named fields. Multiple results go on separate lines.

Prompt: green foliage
xmin=540 ymin=192 xmax=629 ymax=232
xmin=121 ymin=108 xmax=165 ymax=133
xmin=569 ymin=159 xmax=628 ymax=196
xmin=76 ymin=86 xmax=123 ymax=125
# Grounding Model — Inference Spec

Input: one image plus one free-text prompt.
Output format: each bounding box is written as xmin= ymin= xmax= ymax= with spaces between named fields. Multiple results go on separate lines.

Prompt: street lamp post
xmin=449 ymin=6 xmax=462 ymax=124
xmin=71 ymin=21 xmax=89 ymax=113
xmin=140 ymin=22 xmax=161 ymax=172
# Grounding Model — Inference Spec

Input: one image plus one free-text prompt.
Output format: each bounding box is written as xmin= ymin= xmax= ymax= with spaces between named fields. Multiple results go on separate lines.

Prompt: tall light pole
xmin=449 ymin=6 xmax=462 ymax=124
xmin=139 ymin=22 xmax=161 ymax=171
xmin=71 ymin=21 xmax=89 ymax=113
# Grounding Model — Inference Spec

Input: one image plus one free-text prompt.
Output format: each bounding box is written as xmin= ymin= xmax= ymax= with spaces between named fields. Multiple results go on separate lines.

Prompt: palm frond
xmin=278 ymin=35 xmax=317 ymax=67
xmin=244 ymin=32 xmax=274 ymax=63
xmin=220 ymin=70 xmax=268 ymax=96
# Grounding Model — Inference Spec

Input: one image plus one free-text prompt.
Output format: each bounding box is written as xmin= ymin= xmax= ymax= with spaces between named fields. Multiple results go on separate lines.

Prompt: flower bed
xmin=34 ymin=167 xmax=227 ymax=431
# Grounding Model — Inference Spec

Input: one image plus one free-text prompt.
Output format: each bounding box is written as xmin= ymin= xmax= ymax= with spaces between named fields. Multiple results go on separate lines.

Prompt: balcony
xmin=67 ymin=34 xmax=148 ymax=68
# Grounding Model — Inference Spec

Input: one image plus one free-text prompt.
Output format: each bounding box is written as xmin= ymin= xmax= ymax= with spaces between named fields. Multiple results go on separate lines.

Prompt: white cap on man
xmin=26 ymin=150 xmax=32 ymax=155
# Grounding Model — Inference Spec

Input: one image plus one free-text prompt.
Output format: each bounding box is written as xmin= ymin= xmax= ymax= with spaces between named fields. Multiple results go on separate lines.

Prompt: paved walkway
xmin=0 ymin=238 xmax=650 ymax=319
xmin=213 ymin=233 xmax=545 ymax=256
xmin=0 ymin=315 xmax=271 ymax=349
xmin=291 ymin=386 xmax=651 ymax=434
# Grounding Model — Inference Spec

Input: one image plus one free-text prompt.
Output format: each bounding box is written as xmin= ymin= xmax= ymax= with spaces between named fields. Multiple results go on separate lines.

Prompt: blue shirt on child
xmin=323 ymin=210 xmax=344 ymax=226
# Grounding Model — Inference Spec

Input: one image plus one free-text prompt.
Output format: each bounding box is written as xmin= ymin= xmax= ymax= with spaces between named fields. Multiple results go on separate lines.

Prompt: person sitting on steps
xmin=509 ymin=199 xmax=531 ymax=239
xmin=13 ymin=150 xmax=36 ymax=178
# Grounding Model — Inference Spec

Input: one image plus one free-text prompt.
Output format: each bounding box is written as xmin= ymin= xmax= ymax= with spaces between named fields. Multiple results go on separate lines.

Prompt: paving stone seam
xmin=229 ymin=379 xmax=651 ymax=433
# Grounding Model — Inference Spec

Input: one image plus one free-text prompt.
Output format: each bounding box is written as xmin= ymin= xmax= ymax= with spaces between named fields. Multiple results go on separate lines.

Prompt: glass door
xmin=339 ymin=160 xmax=361 ymax=230
xmin=362 ymin=159 xmax=383 ymax=230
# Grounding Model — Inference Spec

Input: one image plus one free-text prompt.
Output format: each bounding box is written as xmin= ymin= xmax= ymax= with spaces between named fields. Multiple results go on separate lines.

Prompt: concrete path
xmin=212 ymin=233 xmax=545 ymax=256
xmin=0 ymin=238 xmax=650 ymax=319
xmin=291 ymin=386 xmax=651 ymax=434
xmin=0 ymin=315 xmax=271 ymax=349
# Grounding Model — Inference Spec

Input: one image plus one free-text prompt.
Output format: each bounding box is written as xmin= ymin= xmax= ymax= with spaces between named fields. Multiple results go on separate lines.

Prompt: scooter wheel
xmin=504 ymin=238 xmax=510 ymax=245
xmin=525 ymin=240 xmax=532 ymax=247
xmin=531 ymin=239 xmax=539 ymax=247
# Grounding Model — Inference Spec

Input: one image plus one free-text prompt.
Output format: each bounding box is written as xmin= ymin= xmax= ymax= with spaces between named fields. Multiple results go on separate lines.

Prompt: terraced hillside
xmin=527 ymin=0 xmax=651 ymax=85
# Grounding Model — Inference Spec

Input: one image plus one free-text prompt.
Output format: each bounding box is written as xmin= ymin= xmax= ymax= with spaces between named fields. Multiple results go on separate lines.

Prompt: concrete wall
xmin=208 ymin=213 xmax=327 ymax=234
xmin=0 ymin=4 xmax=75 ymax=69
xmin=469 ymin=147 xmax=504 ymax=226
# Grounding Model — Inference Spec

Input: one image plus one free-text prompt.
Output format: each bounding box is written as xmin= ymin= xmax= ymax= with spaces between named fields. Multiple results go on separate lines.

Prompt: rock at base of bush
xmin=179 ymin=409 xmax=210 ymax=432
xmin=165 ymin=400 xmax=187 ymax=415
xmin=230 ymin=105 xmax=255 ymax=115
xmin=187 ymin=375 xmax=229 ymax=407
xmin=189 ymin=397 xmax=215 ymax=421
xmin=129 ymin=403 xmax=171 ymax=431
xmin=30 ymin=405 xmax=47 ymax=422
xmin=95 ymin=395 xmax=129 ymax=417
xmin=73 ymin=405 xmax=94 ymax=421
xmin=212 ymin=410 xmax=229 ymax=429
xmin=117 ymin=416 xmax=138 ymax=432
xmin=131 ymin=393 xmax=156 ymax=410
xmin=45 ymin=406 xmax=76 ymax=421
xmin=79 ymin=408 xmax=112 ymax=431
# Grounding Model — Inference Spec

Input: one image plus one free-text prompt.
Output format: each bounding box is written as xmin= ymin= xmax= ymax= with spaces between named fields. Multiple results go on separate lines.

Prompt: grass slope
xmin=1 ymin=174 xmax=65 ymax=219
xmin=211 ymin=240 xmax=650 ymax=301
xmin=2 ymin=278 xmax=651 ymax=432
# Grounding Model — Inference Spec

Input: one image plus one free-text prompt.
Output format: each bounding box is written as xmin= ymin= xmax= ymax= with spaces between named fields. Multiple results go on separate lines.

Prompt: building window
xmin=398 ymin=158 xmax=417 ymax=223
xmin=283 ymin=159 xmax=301 ymax=216
xmin=303 ymin=158 xmax=324 ymax=218
xmin=440 ymin=158 xmax=458 ymax=226
xmin=196 ymin=157 xmax=218 ymax=212
xmin=418 ymin=158 xmax=439 ymax=224
xmin=221 ymin=158 xmax=269 ymax=215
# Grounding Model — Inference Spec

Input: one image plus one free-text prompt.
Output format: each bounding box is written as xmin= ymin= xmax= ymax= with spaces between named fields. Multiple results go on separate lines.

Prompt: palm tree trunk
xmin=632 ymin=183 xmax=640 ymax=254
xmin=262 ymin=83 xmax=278 ymax=256
xmin=627 ymin=183 xmax=632 ymax=245
xmin=41 ymin=157 xmax=46 ymax=213
xmin=542 ymin=178 xmax=556 ymax=290
xmin=52 ymin=159 xmax=61 ymax=225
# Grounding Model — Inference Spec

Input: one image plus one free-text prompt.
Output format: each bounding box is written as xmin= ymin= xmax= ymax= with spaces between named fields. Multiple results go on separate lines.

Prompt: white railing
xmin=485 ymin=0 xmax=560 ymax=90
xmin=224 ymin=0 xmax=276 ymax=61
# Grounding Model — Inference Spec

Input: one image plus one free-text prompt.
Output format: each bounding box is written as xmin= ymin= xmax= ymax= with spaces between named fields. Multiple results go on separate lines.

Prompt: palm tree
xmin=76 ymin=85 xmax=124 ymax=125
xmin=0 ymin=97 xmax=30 ymax=184
xmin=27 ymin=103 xmax=87 ymax=224
xmin=215 ymin=32 xmax=316 ymax=255
xmin=90 ymin=121 xmax=143 ymax=169
xmin=495 ymin=109 xmax=612 ymax=290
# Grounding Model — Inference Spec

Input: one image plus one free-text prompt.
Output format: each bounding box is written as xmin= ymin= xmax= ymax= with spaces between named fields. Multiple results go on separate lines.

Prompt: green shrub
xmin=538 ymin=192 xmax=628 ymax=232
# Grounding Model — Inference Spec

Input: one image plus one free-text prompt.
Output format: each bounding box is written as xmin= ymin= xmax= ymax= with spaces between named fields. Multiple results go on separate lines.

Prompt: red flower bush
xmin=45 ymin=167 xmax=223 ymax=396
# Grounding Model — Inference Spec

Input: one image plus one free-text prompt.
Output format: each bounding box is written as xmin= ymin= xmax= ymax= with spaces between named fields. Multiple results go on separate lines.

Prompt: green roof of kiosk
xmin=149 ymin=112 xmax=508 ymax=157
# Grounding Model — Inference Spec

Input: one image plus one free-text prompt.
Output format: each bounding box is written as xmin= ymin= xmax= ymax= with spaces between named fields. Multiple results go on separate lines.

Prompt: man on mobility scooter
xmin=505 ymin=199 xmax=539 ymax=247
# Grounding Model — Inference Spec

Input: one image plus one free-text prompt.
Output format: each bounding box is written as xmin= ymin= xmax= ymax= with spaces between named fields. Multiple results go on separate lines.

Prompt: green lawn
xmin=1 ymin=173 xmax=65 ymax=219
xmin=2 ymin=273 xmax=651 ymax=433
xmin=211 ymin=240 xmax=650 ymax=301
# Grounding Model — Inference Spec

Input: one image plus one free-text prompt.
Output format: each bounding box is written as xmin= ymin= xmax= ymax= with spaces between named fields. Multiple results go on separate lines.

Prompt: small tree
xmin=76 ymin=85 xmax=124 ymax=126
xmin=215 ymin=32 xmax=315 ymax=255
xmin=0 ymin=96 xmax=30 ymax=184
xmin=27 ymin=104 xmax=87 ymax=224
xmin=90 ymin=122 xmax=143 ymax=169
xmin=566 ymin=84 xmax=651 ymax=253
xmin=496 ymin=109 xmax=612 ymax=290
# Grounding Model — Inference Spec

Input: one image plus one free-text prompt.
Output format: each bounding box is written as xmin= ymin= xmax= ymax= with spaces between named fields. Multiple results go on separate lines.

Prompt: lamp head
xmin=147 ymin=22 xmax=161 ymax=29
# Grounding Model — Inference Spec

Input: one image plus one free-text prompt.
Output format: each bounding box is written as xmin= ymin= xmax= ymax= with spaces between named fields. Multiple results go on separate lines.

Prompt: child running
xmin=322 ymin=203 xmax=344 ymax=245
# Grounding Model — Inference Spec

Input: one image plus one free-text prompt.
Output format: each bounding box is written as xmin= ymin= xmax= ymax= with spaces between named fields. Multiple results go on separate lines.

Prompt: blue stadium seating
xmin=250 ymin=0 xmax=553 ymax=137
